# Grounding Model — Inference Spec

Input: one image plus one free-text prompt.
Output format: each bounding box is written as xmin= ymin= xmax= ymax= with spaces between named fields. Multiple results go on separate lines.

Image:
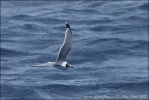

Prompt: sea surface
xmin=1 ymin=0 xmax=148 ymax=99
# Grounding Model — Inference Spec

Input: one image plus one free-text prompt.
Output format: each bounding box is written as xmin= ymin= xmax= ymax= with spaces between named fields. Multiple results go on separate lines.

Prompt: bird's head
xmin=62 ymin=62 xmax=73 ymax=68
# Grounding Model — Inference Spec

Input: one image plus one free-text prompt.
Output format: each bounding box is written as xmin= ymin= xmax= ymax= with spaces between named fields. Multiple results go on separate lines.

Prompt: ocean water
xmin=1 ymin=0 xmax=148 ymax=99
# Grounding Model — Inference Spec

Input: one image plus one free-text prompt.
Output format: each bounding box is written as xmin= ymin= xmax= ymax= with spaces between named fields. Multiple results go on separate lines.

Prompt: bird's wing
xmin=56 ymin=23 xmax=72 ymax=62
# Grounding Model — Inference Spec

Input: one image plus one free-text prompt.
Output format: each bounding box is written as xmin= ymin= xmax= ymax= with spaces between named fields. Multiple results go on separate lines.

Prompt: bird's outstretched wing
xmin=56 ymin=22 xmax=72 ymax=62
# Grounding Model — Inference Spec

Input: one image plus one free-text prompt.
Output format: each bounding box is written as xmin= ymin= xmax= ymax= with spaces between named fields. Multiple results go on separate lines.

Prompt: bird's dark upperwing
xmin=56 ymin=26 xmax=72 ymax=62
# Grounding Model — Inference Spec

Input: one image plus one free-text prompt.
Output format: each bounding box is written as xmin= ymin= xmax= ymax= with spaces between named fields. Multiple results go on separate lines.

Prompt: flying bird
xmin=34 ymin=22 xmax=73 ymax=68
xmin=55 ymin=22 xmax=72 ymax=68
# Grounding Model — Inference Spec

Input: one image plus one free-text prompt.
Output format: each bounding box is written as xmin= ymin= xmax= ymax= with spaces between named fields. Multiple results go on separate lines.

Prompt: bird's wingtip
xmin=65 ymin=22 xmax=70 ymax=28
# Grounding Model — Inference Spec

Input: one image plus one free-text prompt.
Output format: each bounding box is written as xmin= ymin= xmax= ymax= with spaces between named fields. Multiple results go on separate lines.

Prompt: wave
xmin=1 ymin=84 xmax=38 ymax=99
xmin=1 ymin=48 xmax=29 ymax=57
xmin=37 ymin=17 xmax=65 ymax=25
xmin=89 ymin=22 xmax=147 ymax=33
xmin=64 ymin=8 xmax=99 ymax=14
xmin=138 ymin=3 xmax=148 ymax=10
xmin=1 ymin=20 xmax=15 ymax=28
xmin=111 ymin=10 xmax=127 ymax=16
xmin=104 ymin=81 xmax=148 ymax=91
xmin=123 ymin=15 xmax=147 ymax=22
xmin=9 ymin=14 xmax=37 ymax=21
xmin=21 ymin=24 xmax=43 ymax=31
xmin=4 ymin=23 xmax=50 ymax=33
xmin=87 ymin=38 xmax=148 ymax=45
xmin=71 ymin=38 xmax=148 ymax=61
xmin=1 ymin=80 xmax=147 ymax=99
xmin=9 ymin=14 xmax=65 ymax=27
xmin=90 ymin=25 xmax=114 ymax=32
xmin=43 ymin=73 xmax=75 ymax=80
xmin=88 ymin=1 xmax=106 ymax=8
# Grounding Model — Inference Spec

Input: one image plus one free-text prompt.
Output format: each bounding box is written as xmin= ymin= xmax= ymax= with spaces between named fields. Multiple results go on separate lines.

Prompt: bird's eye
xmin=66 ymin=63 xmax=70 ymax=67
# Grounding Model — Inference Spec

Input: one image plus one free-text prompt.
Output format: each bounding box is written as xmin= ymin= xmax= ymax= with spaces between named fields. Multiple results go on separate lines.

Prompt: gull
xmin=35 ymin=22 xmax=73 ymax=68
xmin=54 ymin=22 xmax=72 ymax=68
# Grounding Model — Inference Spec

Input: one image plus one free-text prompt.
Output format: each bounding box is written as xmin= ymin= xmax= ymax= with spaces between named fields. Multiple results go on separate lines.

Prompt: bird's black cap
xmin=65 ymin=22 xmax=70 ymax=29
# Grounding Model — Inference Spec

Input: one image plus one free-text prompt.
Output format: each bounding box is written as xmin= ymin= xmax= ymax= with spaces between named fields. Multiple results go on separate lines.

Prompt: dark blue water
xmin=1 ymin=1 xmax=148 ymax=99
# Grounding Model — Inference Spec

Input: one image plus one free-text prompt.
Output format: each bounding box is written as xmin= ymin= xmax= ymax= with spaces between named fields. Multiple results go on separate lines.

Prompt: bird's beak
xmin=69 ymin=64 xmax=73 ymax=68
xmin=70 ymin=65 xmax=73 ymax=68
